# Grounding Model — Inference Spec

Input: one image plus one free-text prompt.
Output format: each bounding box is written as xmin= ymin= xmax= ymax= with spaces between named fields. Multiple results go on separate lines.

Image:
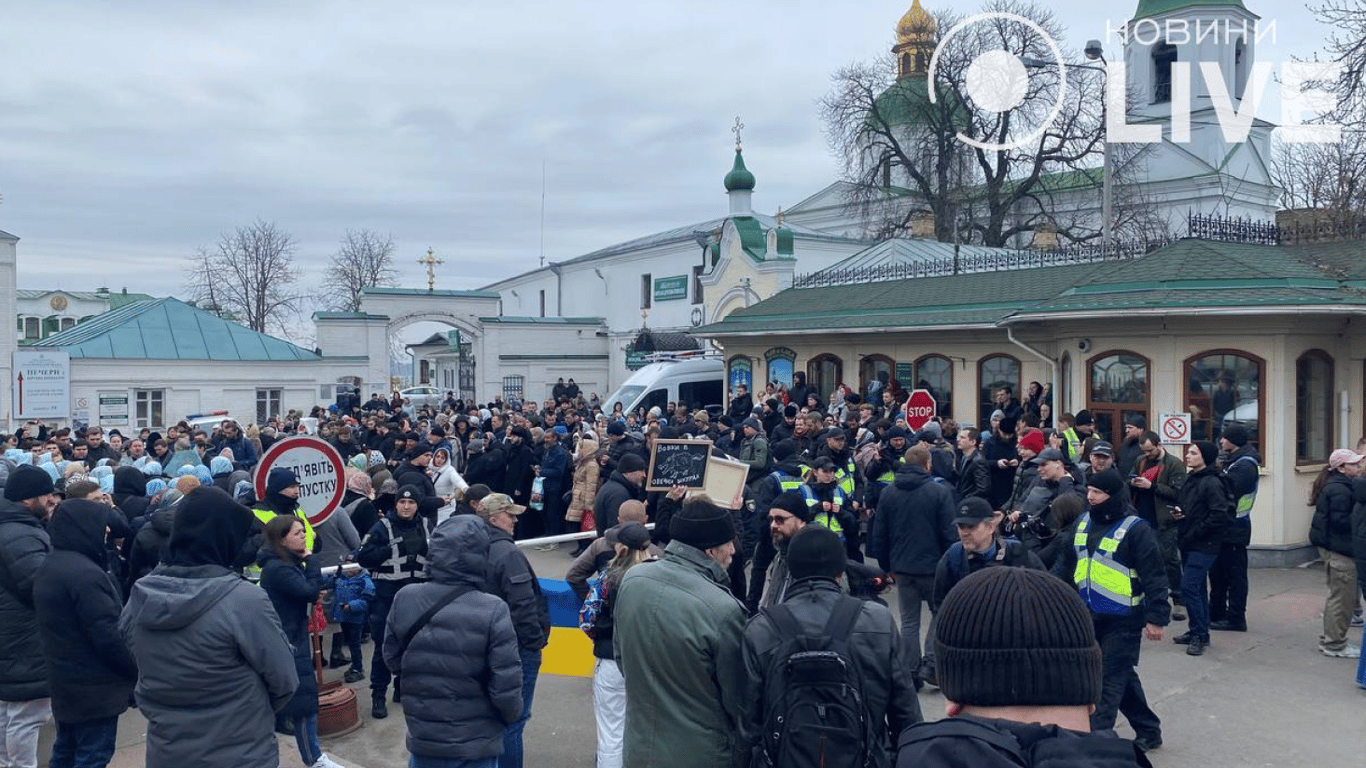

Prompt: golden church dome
xmin=896 ymin=0 xmax=936 ymax=45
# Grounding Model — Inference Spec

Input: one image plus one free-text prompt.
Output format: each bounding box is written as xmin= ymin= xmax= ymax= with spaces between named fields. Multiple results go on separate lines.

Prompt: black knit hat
xmin=669 ymin=499 xmax=736 ymax=550
xmin=935 ymin=567 xmax=1103 ymax=706
xmin=4 ymin=464 xmax=55 ymax=501
xmin=772 ymin=439 xmax=798 ymax=462
xmin=618 ymin=453 xmax=647 ymax=474
xmin=1087 ymin=467 xmax=1125 ymax=498
xmin=1194 ymin=440 xmax=1219 ymax=467
xmin=787 ymin=525 xmax=845 ymax=581
xmin=1221 ymin=424 xmax=1249 ymax=447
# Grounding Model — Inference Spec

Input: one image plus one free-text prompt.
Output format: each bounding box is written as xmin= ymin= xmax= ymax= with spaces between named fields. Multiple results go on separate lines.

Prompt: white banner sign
xmin=13 ymin=350 xmax=70 ymax=419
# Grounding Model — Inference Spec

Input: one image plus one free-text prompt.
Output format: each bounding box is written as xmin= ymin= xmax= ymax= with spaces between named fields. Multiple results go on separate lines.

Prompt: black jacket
xmin=1221 ymin=445 xmax=1261 ymax=544
xmin=257 ymin=546 xmax=323 ymax=719
xmin=484 ymin=522 xmax=550 ymax=651
xmin=593 ymin=470 xmax=645 ymax=537
xmin=393 ymin=460 xmax=436 ymax=499
xmin=34 ymin=500 xmax=137 ymax=722
xmin=742 ymin=579 xmax=922 ymax=768
xmin=0 ymin=497 xmax=50 ymax=701
xmin=931 ymin=538 xmax=1044 ymax=611
xmin=1178 ymin=466 xmax=1232 ymax=554
xmin=464 ymin=447 xmax=506 ymax=492
xmin=383 ymin=515 xmax=522 ymax=761
xmin=954 ymin=450 xmax=991 ymax=503
xmin=112 ymin=466 xmax=151 ymax=523
xmin=980 ymin=434 xmax=1018 ymax=510
xmin=128 ymin=500 xmax=176 ymax=589
xmin=1051 ymin=498 xmax=1171 ymax=627
xmin=869 ymin=464 xmax=956 ymax=575
xmin=1311 ymin=471 xmax=1355 ymax=557
xmin=897 ymin=715 xmax=1152 ymax=768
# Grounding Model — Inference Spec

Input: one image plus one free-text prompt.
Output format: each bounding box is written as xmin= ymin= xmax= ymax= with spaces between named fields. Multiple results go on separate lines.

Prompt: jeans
xmin=411 ymin=755 xmax=498 ymax=768
xmin=1091 ymin=616 xmax=1161 ymax=741
xmin=1181 ymin=550 xmax=1218 ymax=640
xmin=592 ymin=658 xmax=626 ymax=768
xmin=894 ymin=573 xmax=937 ymax=684
xmin=500 ymin=649 xmax=541 ymax=768
xmin=1319 ymin=548 xmax=1358 ymax=650
xmin=49 ymin=715 xmax=118 ymax=768
xmin=341 ymin=622 xmax=365 ymax=672
xmin=292 ymin=714 xmax=321 ymax=766
xmin=370 ymin=591 xmax=396 ymax=696
xmin=0 ymin=698 xmax=51 ymax=768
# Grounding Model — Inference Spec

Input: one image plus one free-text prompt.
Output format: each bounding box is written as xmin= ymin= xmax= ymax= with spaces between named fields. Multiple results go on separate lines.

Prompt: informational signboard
xmin=653 ymin=275 xmax=689 ymax=302
xmin=646 ymin=439 xmax=712 ymax=491
xmin=72 ymin=397 xmax=90 ymax=430
xmin=702 ymin=455 xmax=749 ymax=510
xmin=894 ymin=362 xmax=914 ymax=388
xmin=903 ymin=388 xmax=937 ymax=430
xmin=625 ymin=350 xmax=651 ymax=370
xmin=253 ymin=436 xmax=346 ymax=525
xmin=98 ymin=393 xmax=129 ymax=424
xmin=1159 ymin=411 xmax=1192 ymax=445
xmin=12 ymin=350 xmax=70 ymax=419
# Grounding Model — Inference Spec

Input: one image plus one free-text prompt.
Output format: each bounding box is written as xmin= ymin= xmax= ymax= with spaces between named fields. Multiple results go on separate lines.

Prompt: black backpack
xmin=759 ymin=596 xmax=871 ymax=768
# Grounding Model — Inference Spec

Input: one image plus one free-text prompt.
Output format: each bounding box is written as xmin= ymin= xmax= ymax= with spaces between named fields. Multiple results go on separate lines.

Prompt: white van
xmin=604 ymin=352 xmax=725 ymax=417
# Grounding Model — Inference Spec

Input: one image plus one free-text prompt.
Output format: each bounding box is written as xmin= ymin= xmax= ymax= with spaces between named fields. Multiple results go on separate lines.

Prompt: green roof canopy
xmin=34 ymin=297 xmax=321 ymax=360
xmin=1132 ymin=0 xmax=1246 ymax=20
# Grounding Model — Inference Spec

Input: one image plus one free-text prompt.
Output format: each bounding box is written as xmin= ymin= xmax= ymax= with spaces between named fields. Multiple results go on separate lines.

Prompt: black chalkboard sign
xmin=646 ymin=439 xmax=712 ymax=491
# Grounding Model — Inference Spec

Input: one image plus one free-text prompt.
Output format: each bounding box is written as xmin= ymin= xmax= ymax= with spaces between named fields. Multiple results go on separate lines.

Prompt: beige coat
xmin=567 ymin=439 xmax=601 ymax=523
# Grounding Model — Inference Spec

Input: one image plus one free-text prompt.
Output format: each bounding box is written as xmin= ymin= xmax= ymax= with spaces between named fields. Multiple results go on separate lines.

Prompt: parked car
xmin=399 ymin=386 xmax=444 ymax=409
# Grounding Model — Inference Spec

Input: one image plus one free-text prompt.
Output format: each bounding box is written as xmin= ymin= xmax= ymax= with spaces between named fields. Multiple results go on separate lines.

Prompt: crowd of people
xmin=0 ymin=373 xmax=1361 ymax=768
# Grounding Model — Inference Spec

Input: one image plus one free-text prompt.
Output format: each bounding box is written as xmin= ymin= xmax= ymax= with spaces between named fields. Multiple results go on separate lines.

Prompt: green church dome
xmin=723 ymin=149 xmax=756 ymax=192
xmin=1132 ymin=0 xmax=1246 ymax=20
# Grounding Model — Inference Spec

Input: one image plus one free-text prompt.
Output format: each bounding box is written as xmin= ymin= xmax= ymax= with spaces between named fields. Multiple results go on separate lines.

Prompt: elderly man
xmin=614 ymin=499 xmax=747 ymax=768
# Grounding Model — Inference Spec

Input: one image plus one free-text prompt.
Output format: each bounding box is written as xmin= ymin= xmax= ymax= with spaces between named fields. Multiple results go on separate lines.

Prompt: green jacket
xmin=614 ymin=540 xmax=748 ymax=768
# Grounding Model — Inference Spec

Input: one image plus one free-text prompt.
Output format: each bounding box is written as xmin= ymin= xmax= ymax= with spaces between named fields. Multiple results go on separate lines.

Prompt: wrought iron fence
xmin=789 ymin=212 xmax=1323 ymax=289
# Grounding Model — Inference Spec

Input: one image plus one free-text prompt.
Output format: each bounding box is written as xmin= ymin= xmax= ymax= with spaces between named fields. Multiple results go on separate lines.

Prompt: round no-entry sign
xmin=253 ymin=436 xmax=346 ymax=526
xmin=903 ymin=389 xmax=937 ymax=431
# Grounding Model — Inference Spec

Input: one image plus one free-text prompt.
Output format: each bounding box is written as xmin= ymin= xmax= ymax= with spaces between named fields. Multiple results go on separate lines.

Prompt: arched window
xmin=1184 ymin=350 xmax=1264 ymax=451
xmin=727 ymin=356 xmax=753 ymax=396
xmin=1296 ymin=350 xmax=1334 ymax=463
xmin=765 ymin=347 xmax=796 ymax=390
xmin=900 ymin=52 xmax=911 ymax=76
xmin=978 ymin=354 xmax=1021 ymax=427
xmin=914 ymin=354 xmax=953 ymax=419
xmin=860 ymin=354 xmax=895 ymax=405
xmin=1234 ymin=37 xmax=1248 ymax=99
xmin=808 ymin=354 xmax=844 ymax=405
xmin=1153 ymin=42 xmax=1177 ymax=103
xmin=1087 ymin=351 xmax=1150 ymax=445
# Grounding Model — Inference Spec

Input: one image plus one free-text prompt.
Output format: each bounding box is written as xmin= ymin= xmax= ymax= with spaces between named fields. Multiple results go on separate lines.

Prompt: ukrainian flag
xmin=538 ymin=578 xmax=593 ymax=678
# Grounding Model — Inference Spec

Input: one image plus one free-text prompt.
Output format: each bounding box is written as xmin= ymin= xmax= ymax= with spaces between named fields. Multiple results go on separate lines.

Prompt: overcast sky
xmin=1 ymin=0 xmax=1325 ymax=302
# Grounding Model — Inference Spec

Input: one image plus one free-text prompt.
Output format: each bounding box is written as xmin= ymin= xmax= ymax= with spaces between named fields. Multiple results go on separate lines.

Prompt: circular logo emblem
xmin=49 ymin=295 xmax=68 ymax=311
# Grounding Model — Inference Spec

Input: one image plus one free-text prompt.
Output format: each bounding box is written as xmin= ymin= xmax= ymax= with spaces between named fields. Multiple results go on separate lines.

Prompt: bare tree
xmin=1309 ymin=0 xmax=1366 ymax=126
xmin=184 ymin=219 xmax=305 ymax=335
xmin=822 ymin=0 xmax=1133 ymax=247
xmin=1272 ymin=134 xmax=1366 ymax=216
xmin=324 ymin=229 xmax=399 ymax=312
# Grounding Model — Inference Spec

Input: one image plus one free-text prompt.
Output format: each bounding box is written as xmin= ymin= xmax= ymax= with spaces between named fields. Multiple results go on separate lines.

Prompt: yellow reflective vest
xmin=1073 ymin=513 xmax=1143 ymax=615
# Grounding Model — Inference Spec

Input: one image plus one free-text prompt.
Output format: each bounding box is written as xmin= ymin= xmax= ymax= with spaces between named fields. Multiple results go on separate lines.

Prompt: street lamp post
xmin=1022 ymin=39 xmax=1112 ymax=250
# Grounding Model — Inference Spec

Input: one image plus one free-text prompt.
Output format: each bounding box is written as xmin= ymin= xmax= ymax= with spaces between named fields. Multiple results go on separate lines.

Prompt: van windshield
xmin=604 ymin=385 xmax=645 ymax=413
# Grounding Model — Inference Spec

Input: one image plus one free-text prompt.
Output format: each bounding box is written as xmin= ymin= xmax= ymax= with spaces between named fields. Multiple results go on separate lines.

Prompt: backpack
xmin=578 ymin=569 xmax=610 ymax=637
xmin=759 ymin=596 xmax=871 ymax=768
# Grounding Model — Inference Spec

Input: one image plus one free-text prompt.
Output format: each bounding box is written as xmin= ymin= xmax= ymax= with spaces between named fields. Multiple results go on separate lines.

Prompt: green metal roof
xmin=732 ymin=216 xmax=769 ymax=261
xmin=870 ymin=74 xmax=966 ymax=129
xmin=361 ymin=287 xmax=500 ymax=299
xmin=313 ymin=311 xmax=390 ymax=320
xmin=16 ymin=289 xmax=154 ymax=307
xmin=478 ymin=316 xmax=604 ymax=324
xmin=696 ymin=238 xmax=1366 ymax=335
xmin=723 ymin=149 xmax=756 ymax=192
xmin=1132 ymin=0 xmax=1246 ymax=20
xmin=33 ymin=297 xmax=321 ymax=360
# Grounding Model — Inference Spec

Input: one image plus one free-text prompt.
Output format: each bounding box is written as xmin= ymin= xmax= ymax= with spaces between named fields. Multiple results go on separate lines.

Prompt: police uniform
xmin=355 ymin=486 xmax=432 ymax=711
xmin=1052 ymin=482 xmax=1170 ymax=746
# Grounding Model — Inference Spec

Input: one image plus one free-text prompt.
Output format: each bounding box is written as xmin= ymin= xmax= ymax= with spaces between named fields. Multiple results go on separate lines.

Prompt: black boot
xmin=1209 ymin=618 xmax=1247 ymax=632
xmin=371 ymin=696 xmax=388 ymax=719
xmin=1186 ymin=635 xmax=1208 ymax=656
xmin=329 ymin=633 xmax=350 ymax=668
xmin=392 ymin=676 xmax=402 ymax=703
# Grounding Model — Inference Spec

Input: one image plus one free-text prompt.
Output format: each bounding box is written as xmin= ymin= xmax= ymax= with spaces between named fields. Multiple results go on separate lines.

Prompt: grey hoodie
xmin=119 ymin=564 xmax=297 ymax=768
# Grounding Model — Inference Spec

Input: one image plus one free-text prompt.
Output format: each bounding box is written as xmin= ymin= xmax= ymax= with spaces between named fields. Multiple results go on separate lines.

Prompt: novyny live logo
xmin=928 ymin=13 xmax=1343 ymax=152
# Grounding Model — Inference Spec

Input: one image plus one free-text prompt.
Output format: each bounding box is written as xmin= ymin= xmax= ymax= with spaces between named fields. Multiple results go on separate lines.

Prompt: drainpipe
xmin=1341 ymin=389 xmax=1351 ymax=448
xmin=549 ymin=264 xmax=563 ymax=316
xmin=1006 ymin=326 xmax=1058 ymax=410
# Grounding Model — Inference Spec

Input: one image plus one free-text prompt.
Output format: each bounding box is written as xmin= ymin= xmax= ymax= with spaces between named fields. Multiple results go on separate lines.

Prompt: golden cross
xmin=417 ymin=247 xmax=443 ymax=291
xmin=732 ymin=116 xmax=744 ymax=151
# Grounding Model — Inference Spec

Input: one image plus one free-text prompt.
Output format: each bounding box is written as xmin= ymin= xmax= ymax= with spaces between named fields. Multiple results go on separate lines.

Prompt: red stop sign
xmin=903 ymin=389 xmax=937 ymax=430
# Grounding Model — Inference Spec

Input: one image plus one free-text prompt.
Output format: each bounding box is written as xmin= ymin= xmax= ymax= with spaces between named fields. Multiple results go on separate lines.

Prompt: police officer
xmin=1062 ymin=409 xmax=1096 ymax=465
xmin=247 ymin=468 xmax=315 ymax=582
xmin=356 ymin=485 xmax=432 ymax=719
xmin=1051 ymin=467 xmax=1170 ymax=754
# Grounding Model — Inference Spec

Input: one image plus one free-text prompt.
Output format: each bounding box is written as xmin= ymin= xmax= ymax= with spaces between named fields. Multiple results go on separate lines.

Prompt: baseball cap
xmin=1329 ymin=448 xmax=1366 ymax=469
xmin=1032 ymin=447 xmax=1065 ymax=465
xmin=1090 ymin=440 xmax=1114 ymax=458
xmin=953 ymin=497 xmax=996 ymax=526
xmin=479 ymin=493 xmax=525 ymax=517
